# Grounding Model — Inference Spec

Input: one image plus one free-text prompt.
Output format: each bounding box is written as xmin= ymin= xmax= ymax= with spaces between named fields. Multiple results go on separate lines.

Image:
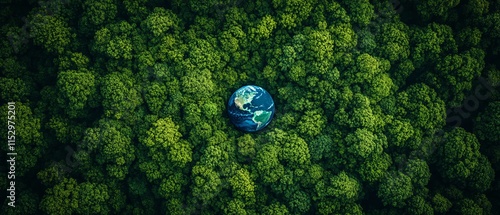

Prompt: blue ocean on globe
xmin=228 ymin=85 xmax=275 ymax=132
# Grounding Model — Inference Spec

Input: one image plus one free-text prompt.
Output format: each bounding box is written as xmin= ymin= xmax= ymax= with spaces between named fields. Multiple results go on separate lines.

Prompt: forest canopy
xmin=1 ymin=0 xmax=500 ymax=214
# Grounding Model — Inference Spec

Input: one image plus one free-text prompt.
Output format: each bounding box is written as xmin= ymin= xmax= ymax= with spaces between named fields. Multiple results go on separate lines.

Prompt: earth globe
xmin=227 ymin=85 xmax=275 ymax=132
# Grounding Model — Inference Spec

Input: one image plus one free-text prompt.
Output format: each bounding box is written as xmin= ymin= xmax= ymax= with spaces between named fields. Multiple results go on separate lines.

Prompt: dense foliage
xmin=1 ymin=0 xmax=500 ymax=214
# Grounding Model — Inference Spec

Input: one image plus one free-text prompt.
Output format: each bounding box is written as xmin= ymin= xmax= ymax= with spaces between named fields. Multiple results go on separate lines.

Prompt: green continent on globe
xmin=252 ymin=110 xmax=272 ymax=129
xmin=234 ymin=90 xmax=258 ymax=112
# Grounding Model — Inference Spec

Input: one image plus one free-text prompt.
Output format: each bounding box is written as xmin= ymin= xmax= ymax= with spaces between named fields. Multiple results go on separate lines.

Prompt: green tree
xmin=385 ymin=118 xmax=415 ymax=148
xmin=357 ymin=29 xmax=376 ymax=53
xmin=56 ymin=70 xmax=97 ymax=118
xmin=297 ymin=109 xmax=326 ymax=137
xmin=308 ymin=134 xmax=334 ymax=162
xmin=75 ymin=182 xmax=111 ymax=214
xmin=346 ymin=128 xmax=385 ymax=160
xmin=406 ymin=195 xmax=433 ymax=215
xmin=100 ymin=72 xmax=142 ymax=120
xmin=455 ymin=198 xmax=483 ymax=215
xmin=396 ymin=83 xmax=445 ymax=131
xmin=329 ymin=23 xmax=357 ymax=52
xmin=346 ymin=53 xmax=383 ymax=84
xmin=413 ymin=0 xmax=460 ymax=21
xmin=316 ymin=171 xmax=361 ymax=201
xmin=303 ymin=28 xmax=335 ymax=76
xmin=180 ymin=69 xmax=216 ymax=101
xmin=29 ymin=13 xmax=73 ymax=54
xmin=144 ymin=7 xmax=181 ymax=39
xmin=425 ymin=48 xmax=485 ymax=106
xmin=123 ymin=0 xmax=149 ymax=23
xmin=364 ymin=72 xmax=394 ymax=103
xmin=185 ymin=38 xmax=223 ymax=72
xmin=224 ymin=199 xmax=248 ymax=215
xmin=437 ymin=127 xmax=481 ymax=187
xmin=358 ymin=152 xmax=392 ymax=183
xmin=40 ymin=178 xmax=79 ymax=215
xmin=272 ymin=0 xmax=317 ymax=29
xmin=475 ymin=101 xmax=500 ymax=142
xmin=142 ymin=117 xmax=192 ymax=169
xmin=467 ymin=155 xmax=495 ymax=193
xmin=55 ymin=52 xmax=91 ymax=71
xmin=37 ymin=163 xmax=69 ymax=187
xmin=144 ymin=82 xmax=167 ymax=114
xmin=249 ymin=15 xmax=277 ymax=43
xmin=191 ymin=164 xmax=222 ymax=204
xmin=279 ymin=133 xmax=311 ymax=169
xmin=378 ymin=171 xmax=413 ymax=207
xmin=0 ymin=78 xmax=30 ymax=102
xmin=410 ymin=23 xmax=457 ymax=68
xmin=340 ymin=0 xmax=374 ymax=26
xmin=47 ymin=116 xmax=85 ymax=144
xmin=403 ymin=158 xmax=431 ymax=188
xmin=254 ymin=143 xmax=285 ymax=183
xmin=456 ymin=27 xmax=482 ymax=49
xmin=236 ymin=134 xmax=256 ymax=161
xmin=80 ymin=0 xmax=117 ymax=31
xmin=81 ymin=119 xmax=136 ymax=180
xmin=158 ymin=172 xmax=187 ymax=199
xmin=92 ymin=21 xmax=135 ymax=60
xmin=40 ymin=178 xmax=113 ymax=215
xmin=229 ymin=168 xmax=256 ymax=205
xmin=323 ymin=1 xmax=351 ymax=25
xmin=334 ymin=93 xmax=386 ymax=131
xmin=262 ymin=202 xmax=289 ymax=215
xmin=431 ymin=193 xmax=452 ymax=213
xmin=376 ymin=22 xmax=410 ymax=62
xmin=287 ymin=190 xmax=311 ymax=214
xmin=463 ymin=0 xmax=489 ymax=17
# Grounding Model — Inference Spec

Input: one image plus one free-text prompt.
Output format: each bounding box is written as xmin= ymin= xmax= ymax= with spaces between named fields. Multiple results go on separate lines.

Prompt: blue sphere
xmin=228 ymin=85 xmax=275 ymax=132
